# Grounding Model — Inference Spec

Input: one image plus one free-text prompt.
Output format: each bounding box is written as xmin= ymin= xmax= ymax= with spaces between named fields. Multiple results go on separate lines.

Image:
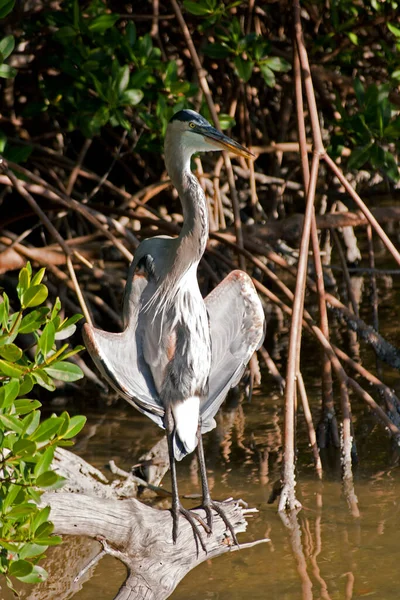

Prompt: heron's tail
xmin=172 ymin=396 xmax=200 ymax=461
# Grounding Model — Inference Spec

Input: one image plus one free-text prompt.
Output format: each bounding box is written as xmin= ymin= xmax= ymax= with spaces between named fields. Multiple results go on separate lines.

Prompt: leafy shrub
xmin=184 ymin=0 xmax=291 ymax=86
xmin=331 ymin=81 xmax=400 ymax=182
xmin=23 ymin=0 xmax=199 ymax=145
xmin=0 ymin=263 xmax=86 ymax=591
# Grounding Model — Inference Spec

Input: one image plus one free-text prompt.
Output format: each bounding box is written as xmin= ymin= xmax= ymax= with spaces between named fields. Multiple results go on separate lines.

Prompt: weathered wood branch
xmin=42 ymin=491 xmax=258 ymax=600
xmin=34 ymin=447 xmax=266 ymax=600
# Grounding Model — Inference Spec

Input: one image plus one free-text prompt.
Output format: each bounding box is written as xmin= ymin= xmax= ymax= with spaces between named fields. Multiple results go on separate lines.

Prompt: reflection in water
xmin=4 ymin=382 xmax=397 ymax=600
xmin=4 ymin=382 xmax=400 ymax=600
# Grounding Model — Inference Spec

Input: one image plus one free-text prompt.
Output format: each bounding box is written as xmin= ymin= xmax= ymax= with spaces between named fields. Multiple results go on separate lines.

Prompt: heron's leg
xmin=165 ymin=405 xmax=208 ymax=552
xmin=165 ymin=404 xmax=181 ymax=543
xmin=196 ymin=424 xmax=239 ymax=546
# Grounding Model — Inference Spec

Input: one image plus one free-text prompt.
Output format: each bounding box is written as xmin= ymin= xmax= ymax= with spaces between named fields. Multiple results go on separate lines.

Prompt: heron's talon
xmin=201 ymin=498 xmax=240 ymax=546
xmin=171 ymin=503 xmax=208 ymax=553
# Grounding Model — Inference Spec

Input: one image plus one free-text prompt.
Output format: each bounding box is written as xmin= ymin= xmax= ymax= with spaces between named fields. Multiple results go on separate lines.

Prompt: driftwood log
xmin=25 ymin=447 xmax=266 ymax=600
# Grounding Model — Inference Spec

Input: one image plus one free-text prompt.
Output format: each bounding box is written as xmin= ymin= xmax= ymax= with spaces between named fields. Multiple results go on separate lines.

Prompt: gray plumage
xmin=83 ymin=109 xmax=265 ymax=462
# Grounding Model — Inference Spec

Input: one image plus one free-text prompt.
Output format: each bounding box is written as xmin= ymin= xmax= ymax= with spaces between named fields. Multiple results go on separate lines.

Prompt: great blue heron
xmin=83 ymin=109 xmax=265 ymax=549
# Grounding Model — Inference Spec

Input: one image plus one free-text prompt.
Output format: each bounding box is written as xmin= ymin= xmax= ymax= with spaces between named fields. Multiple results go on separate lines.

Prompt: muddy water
xmin=66 ymin=374 xmax=400 ymax=600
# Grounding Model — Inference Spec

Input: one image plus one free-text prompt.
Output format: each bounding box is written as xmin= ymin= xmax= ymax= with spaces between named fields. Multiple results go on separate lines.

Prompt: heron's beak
xmin=201 ymin=126 xmax=254 ymax=159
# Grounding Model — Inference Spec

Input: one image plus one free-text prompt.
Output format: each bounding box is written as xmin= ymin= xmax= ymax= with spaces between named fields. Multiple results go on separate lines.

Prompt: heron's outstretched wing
xmin=82 ymin=255 xmax=165 ymax=429
xmin=201 ymin=270 xmax=265 ymax=432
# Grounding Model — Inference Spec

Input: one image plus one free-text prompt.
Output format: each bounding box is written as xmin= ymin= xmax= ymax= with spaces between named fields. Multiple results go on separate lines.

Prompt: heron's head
xmin=165 ymin=109 xmax=254 ymax=160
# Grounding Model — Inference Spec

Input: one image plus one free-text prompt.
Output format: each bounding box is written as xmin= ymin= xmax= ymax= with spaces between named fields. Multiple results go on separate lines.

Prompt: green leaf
xmin=138 ymin=34 xmax=153 ymax=58
xmin=13 ymin=438 xmax=36 ymax=456
xmin=0 ymin=35 xmax=15 ymax=60
xmin=20 ymin=543 xmax=48 ymax=560
xmin=0 ymin=343 xmax=22 ymax=362
xmin=7 ymin=503 xmax=37 ymax=519
xmin=0 ymin=413 xmax=23 ymax=433
xmin=0 ymin=359 xmax=25 ymax=377
xmin=218 ymin=114 xmax=236 ymax=130
xmin=0 ymin=64 xmax=17 ymax=78
xmin=347 ymin=32 xmax=358 ymax=45
xmin=120 ymin=89 xmax=144 ymax=106
xmin=354 ymin=78 xmax=365 ymax=105
xmin=369 ymin=144 xmax=385 ymax=169
xmin=57 ymin=411 xmax=70 ymax=437
xmin=1 ymin=291 xmax=9 ymax=327
xmin=117 ymin=65 xmax=130 ymax=93
xmin=19 ymin=374 xmax=34 ymax=396
xmin=17 ymin=267 xmax=30 ymax=301
xmin=2 ymin=311 xmax=22 ymax=343
xmin=0 ymin=378 xmax=20 ymax=409
xmin=36 ymin=470 xmax=60 ymax=488
xmin=260 ymin=64 xmax=275 ymax=87
xmin=44 ymin=361 xmax=84 ymax=382
xmin=21 ymin=285 xmax=48 ymax=309
xmin=29 ymin=416 xmax=63 ymax=443
xmin=38 ymin=321 xmax=55 ymax=357
xmin=34 ymin=446 xmax=55 ymax=477
xmin=126 ymin=21 xmax=136 ymax=46
xmin=383 ymin=150 xmax=400 ymax=182
xmin=21 ymin=409 xmax=40 ymax=436
xmin=0 ymin=296 xmax=7 ymax=329
xmin=32 ymin=369 xmax=56 ymax=391
xmin=31 ymin=506 xmax=50 ymax=533
xmin=15 ymin=564 xmax=48 ymax=584
xmin=5 ymin=142 xmax=32 ymax=164
xmin=34 ymin=535 xmax=62 ymax=546
xmin=31 ymin=267 xmax=46 ymax=287
xmin=19 ymin=307 xmax=50 ymax=334
xmin=14 ymin=399 xmax=42 ymax=415
xmin=34 ymin=521 xmax=54 ymax=538
xmin=51 ymin=297 xmax=61 ymax=320
xmin=183 ymin=0 xmax=211 ymax=15
xmin=62 ymin=414 xmax=87 ymax=439
xmin=88 ymin=13 xmax=120 ymax=33
xmin=203 ymin=43 xmax=231 ymax=59
xmin=383 ymin=116 xmax=400 ymax=137
xmin=234 ymin=56 xmax=254 ymax=82
xmin=388 ymin=22 xmax=400 ymax=38
xmin=9 ymin=559 xmax=33 ymax=578
xmin=2 ymin=483 xmax=22 ymax=511
xmin=0 ymin=0 xmax=15 ymax=19
xmin=262 ymin=56 xmax=291 ymax=72
xmin=57 ymin=313 xmax=83 ymax=331
xmin=348 ymin=144 xmax=372 ymax=170
xmin=54 ymin=325 xmax=76 ymax=340
xmin=53 ymin=25 xmax=77 ymax=44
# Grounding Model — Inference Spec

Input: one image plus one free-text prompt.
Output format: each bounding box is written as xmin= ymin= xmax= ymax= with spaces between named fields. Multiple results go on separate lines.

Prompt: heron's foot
xmin=171 ymin=502 xmax=210 ymax=553
xmin=201 ymin=498 xmax=242 ymax=546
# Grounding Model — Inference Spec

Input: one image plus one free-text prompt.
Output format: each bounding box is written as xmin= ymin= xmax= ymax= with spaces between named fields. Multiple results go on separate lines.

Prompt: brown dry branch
xmin=293 ymin=39 xmax=336 ymax=459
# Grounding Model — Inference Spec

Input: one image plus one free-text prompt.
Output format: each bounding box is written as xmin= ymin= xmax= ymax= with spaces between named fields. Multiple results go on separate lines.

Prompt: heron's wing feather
xmin=201 ymin=270 xmax=265 ymax=431
xmin=83 ymin=257 xmax=165 ymax=429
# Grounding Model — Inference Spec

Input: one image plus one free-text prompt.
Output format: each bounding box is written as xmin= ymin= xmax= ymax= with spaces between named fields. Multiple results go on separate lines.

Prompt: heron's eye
xmin=189 ymin=122 xmax=196 ymax=129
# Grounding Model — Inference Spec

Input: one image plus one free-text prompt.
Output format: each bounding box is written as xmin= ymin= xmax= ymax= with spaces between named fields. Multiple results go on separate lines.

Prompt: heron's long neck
xmin=166 ymin=151 xmax=209 ymax=269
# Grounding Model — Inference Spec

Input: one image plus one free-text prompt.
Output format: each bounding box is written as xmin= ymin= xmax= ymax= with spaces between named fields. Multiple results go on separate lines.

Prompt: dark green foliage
xmin=331 ymin=82 xmax=400 ymax=181
xmin=0 ymin=264 xmax=86 ymax=589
